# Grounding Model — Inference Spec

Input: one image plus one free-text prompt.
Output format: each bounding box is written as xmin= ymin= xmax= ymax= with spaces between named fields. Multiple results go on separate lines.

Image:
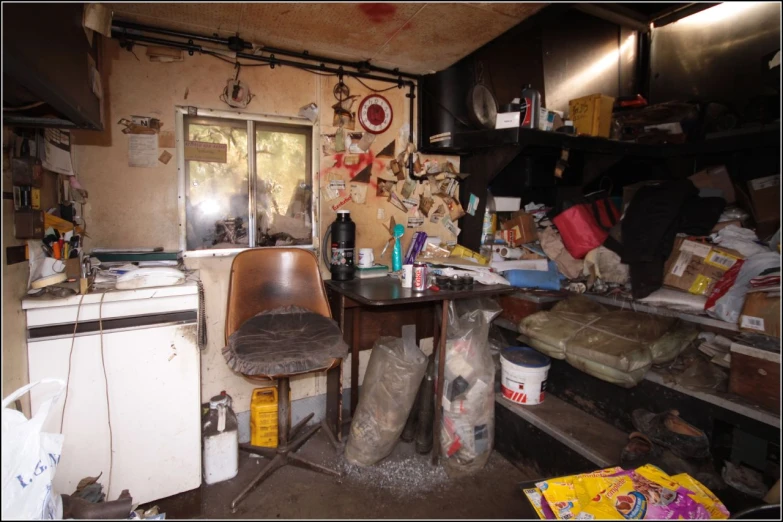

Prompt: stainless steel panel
xmin=650 ymin=3 xmax=781 ymax=105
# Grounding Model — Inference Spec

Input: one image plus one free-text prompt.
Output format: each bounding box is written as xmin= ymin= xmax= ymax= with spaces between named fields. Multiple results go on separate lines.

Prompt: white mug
xmin=401 ymin=264 xmax=413 ymax=288
xmin=358 ymin=248 xmax=374 ymax=268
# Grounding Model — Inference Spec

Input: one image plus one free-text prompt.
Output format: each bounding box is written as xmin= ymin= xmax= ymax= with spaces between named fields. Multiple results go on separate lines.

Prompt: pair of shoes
xmin=621 ymin=410 xmax=724 ymax=491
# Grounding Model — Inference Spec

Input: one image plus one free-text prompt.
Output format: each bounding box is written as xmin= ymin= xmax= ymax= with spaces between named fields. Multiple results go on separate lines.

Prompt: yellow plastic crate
xmin=250 ymin=387 xmax=278 ymax=448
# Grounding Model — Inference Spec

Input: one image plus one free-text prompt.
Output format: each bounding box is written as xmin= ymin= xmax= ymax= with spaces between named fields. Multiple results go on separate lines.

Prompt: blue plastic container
xmin=504 ymin=260 xmax=564 ymax=290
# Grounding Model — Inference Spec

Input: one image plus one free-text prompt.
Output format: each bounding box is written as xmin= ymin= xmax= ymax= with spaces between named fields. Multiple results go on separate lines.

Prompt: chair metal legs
xmin=230 ymin=377 xmax=343 ymax=513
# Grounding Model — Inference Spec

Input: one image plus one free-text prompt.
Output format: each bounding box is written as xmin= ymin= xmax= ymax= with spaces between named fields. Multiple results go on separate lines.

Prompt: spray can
xmin=412 ymin=262 xmax=428 ymax=292
xmin=520 ymin=84 xmax=541 ymax=130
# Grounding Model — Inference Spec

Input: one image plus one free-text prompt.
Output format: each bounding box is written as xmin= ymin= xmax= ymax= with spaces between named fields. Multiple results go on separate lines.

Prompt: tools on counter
xmin=42 ymin=231 xmax=82 ymax=260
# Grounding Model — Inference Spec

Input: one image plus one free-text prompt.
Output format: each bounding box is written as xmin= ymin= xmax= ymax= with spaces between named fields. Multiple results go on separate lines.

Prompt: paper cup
xmin=401 ymin=264 xmax=413 ymax=288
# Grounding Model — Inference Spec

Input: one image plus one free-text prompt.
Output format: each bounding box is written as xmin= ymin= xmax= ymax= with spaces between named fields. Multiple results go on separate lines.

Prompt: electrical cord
xmin=59 ymin=294 xmax=86 ymax=434
xmin=421 ymin=87 xmax=472 ymax=128
xmin=354 ymin=76 xmax=400 ymax=93
xmin=3 ymin=101 xmax=45 ymax=111
xmin=98 ymin=293 xmax=114 ymax=497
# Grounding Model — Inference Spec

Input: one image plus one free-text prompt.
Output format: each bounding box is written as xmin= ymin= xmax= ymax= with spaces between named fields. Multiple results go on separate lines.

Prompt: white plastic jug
xmin=202 ymin=393 xmax=238 ymax=485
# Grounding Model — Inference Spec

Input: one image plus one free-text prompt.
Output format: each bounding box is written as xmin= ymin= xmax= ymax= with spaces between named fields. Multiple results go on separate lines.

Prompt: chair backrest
xmin=225 ymin=248 xmax=331 ymax=343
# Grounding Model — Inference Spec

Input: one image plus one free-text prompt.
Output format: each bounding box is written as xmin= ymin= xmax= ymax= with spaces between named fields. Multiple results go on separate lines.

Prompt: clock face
xmin=358 ymin=95 xmax=393 ymax=134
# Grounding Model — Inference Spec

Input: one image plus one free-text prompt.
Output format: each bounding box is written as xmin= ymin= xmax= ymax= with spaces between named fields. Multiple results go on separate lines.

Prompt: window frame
xmin=175 ymin=106 xmax=319 ymax=258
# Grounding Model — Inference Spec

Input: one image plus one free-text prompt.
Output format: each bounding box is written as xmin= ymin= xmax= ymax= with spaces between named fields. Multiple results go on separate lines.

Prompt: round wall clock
xmin=358 ymin=94 xmax=393 ymax=134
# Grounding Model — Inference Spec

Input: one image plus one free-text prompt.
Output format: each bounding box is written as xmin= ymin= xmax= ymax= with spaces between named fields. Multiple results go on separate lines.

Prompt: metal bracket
xmin=187 ymin=39 xmax=194 ymax=56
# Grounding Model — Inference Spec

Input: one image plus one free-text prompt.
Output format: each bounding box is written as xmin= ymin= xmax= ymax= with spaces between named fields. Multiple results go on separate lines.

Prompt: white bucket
xmin=500 ymin=346 xmax=551 ymax=405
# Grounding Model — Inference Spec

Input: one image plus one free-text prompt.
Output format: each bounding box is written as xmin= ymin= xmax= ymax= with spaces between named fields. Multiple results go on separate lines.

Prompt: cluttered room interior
xmin=2 ymin=2 xmax=781 ymax=520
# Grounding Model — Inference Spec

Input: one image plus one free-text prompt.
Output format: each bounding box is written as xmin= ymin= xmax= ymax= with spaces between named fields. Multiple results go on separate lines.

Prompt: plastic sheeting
xmin=223 ymin=305 xmax=348 ymax=377
xmin=439 ymin=299 xmax=501 ymax=478
xmin=707 ymin=252 xmax=781 ymax=324
xmin=519 ymin=298 xmax=696 ymax=387
xmin=345 ymin=330 xmax=428 ymax=467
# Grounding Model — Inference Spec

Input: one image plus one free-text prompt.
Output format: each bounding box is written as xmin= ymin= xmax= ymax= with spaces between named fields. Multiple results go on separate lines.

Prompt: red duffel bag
xmin=552 ymin=196 xmax=620 ymax=259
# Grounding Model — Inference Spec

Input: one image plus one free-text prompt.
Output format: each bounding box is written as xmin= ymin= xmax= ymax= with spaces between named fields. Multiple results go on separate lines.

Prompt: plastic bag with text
xmin=2 ymin=380 xmax=65 ymax=520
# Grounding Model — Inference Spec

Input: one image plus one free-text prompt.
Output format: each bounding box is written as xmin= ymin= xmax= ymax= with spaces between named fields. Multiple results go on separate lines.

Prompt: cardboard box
xmin=739 ymin=292 xmax=780 ymax=338
xmin=689 ymin=165 xmax=735 ymax=204
xmin=568 ymin=93 xmax=615 ymax=138
xmin=735 ymin=174 xmax=780 ymax=238
xmin=501 ymin=211 xmax=537 ymax=246
xmin=730 ymin=341 xmax=780 ymax=411
xmin=663 ymin=237 xmax=743 ymax=296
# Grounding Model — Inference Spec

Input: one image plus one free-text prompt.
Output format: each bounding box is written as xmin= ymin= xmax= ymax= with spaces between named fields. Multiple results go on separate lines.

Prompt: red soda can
xmin=412 ymin=262 xmax=428 ymax=292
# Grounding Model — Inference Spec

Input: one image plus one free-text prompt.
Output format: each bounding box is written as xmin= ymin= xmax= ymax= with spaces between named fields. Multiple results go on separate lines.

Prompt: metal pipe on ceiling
xmin=112 ymin=19 xmax=251 ymax=48
xmin=111 ymin=19 xmax=419 ymax=80
xmin=111 ymin=29 xmax=417 ymax=87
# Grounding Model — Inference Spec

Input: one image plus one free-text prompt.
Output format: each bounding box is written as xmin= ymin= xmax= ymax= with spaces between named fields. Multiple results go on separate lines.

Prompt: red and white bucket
xmin=500 ymin=346 xmax=551 ymax=405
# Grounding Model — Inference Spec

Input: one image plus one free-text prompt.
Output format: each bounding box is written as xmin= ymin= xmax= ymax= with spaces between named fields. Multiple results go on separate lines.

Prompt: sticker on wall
xmin=350 ymin=182 xmax=368 ymax=204
xmin=321 ymin=134 xmax=336 ymax=156
xmin=430 ymin=204 xmax=446 ymax=223
xmin=356 ymin=132 xmax=376 ymax=152
xmin=184 ymin=141 xmax=227 ymax=163
xmin=388 ymin=191 xmax=408 ymax=213
xmin=329 ymin=179 xmax=346 ymax=191
xmin=441 ymin=215 xmax=461 ymax=237
xmin=377 ymin=208 xmax=386 ymax=220
xmin=129 ymin=134 xmax=159 ymax=168
xmin=400 ymin=180 xmax=417 ymax=200
xmin=419 ymin=196 xmax=435 ymax=217
xmin=158 ymin=131 xmax=176 ymax=148
xmin=344 ymin=154 xmax=360 ymax=166
xmin=467 ymin=193 xmax=479 ymax=216
xmin=403 ymin=197 xmax=419 ymax=211
xmin=407 ymin=217 xmax=424 ymax=228
xmin=376 ymin=179 xmax=395 ymax=198
xmin=331 ymin=194 xmax=352 ymax=212
xmin=440 ymin=195 xmax=466 ymax=221
xmin=158 ymin=150 xmax=173 ymax=165
xmin=389 ymin=159 xmax=404 ymax=181
xmin=377 ymin=140 xmax=395 ymax=158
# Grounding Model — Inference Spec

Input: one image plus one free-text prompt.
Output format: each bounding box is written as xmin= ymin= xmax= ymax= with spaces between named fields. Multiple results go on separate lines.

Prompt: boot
xmin=401 ymin=377 xmax=423 ymax=442
xmin=415 ymin=355 xmax=436 ymax=454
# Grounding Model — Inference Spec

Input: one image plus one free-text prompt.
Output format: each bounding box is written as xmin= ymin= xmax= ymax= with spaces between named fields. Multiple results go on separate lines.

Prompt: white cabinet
xmin=24 ymin=283 xmax=202 ymax=505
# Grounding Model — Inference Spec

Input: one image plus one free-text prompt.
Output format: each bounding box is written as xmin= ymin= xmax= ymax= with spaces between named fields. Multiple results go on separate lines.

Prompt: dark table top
xmin=324 ymin=276 xmax=515 ymax=306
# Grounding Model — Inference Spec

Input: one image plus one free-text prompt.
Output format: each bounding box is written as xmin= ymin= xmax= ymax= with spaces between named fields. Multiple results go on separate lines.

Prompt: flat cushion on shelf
xmin=223 ymin=305 xmax=348 ymax=377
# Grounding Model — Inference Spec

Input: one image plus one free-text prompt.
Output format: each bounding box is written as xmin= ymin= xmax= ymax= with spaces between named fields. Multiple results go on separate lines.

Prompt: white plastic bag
xmin=2 ymin=380 xmax=65 ymax=520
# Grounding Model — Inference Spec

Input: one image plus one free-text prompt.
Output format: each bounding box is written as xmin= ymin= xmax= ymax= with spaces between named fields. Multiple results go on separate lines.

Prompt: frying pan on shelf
xmin=466 ymin=60 xmax=497 ymax=129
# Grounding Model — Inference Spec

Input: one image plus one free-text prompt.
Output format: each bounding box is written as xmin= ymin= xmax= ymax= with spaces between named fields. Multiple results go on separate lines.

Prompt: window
xmin=176 ymin=108 xmax=315 ymax=255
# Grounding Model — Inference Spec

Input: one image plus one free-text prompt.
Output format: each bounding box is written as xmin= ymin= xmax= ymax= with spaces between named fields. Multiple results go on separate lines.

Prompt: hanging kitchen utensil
xmin=466 ymin=60 xmax=497 ymax=129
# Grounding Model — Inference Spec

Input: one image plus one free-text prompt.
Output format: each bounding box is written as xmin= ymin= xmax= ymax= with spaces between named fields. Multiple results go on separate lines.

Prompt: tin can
xmin=412 ymin=262 xmax=428 ymax=292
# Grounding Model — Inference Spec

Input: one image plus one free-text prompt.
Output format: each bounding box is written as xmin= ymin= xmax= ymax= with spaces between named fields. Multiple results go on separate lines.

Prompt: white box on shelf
xmin=495 ymin=112 xmax=520 ymax=129
xmin=493 ymin=197 xmax=522 ymax=212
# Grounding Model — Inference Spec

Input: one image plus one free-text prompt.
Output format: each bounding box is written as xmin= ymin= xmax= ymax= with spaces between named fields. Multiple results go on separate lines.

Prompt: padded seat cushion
xmin=223 ymin=305 xmax=348 ymax=377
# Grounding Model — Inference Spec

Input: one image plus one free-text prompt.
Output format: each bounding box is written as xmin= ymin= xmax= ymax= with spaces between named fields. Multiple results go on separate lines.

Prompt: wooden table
xmin=324 ymin=276 xmax=515 ymax=464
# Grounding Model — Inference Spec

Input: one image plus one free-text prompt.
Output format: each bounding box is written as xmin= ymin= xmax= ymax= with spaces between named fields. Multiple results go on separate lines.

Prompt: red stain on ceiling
xmin=359 ymin=3 xmax=397 ymax=24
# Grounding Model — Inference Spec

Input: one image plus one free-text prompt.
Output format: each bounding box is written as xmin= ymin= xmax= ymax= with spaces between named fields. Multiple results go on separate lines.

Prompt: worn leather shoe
xmin=632 ymin=409 xmax=711 ymax=460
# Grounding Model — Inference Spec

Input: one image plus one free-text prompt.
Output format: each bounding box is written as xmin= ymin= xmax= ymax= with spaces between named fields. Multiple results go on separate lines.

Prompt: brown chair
xmin=223 ymin=248 xmax=347 ymax=512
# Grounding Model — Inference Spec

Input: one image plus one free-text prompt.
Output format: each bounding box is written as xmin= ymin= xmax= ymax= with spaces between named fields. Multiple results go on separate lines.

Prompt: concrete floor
xmin=188 ymin=430 xmax=535 ymax=519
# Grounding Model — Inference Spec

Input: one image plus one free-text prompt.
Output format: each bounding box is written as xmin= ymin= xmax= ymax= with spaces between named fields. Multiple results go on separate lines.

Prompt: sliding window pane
xmin=185 ymin=117 xmax=249 ymax=251
xmin=255 ymin=127 xmax=313 ymax=246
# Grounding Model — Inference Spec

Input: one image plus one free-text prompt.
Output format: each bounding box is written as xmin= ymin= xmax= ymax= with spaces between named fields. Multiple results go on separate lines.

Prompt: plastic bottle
xmin=392 ymin=223 xmax=404 ymax=272
xmin=328 ymin=210 xmax=356 ymax=281
xmin=520 ymin=84 xmax=541 ymax=130
xmin=203 ymin=393 xmax=238 ymax=485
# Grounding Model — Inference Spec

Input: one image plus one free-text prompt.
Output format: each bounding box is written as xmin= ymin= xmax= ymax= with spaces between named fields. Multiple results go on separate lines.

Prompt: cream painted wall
xmin=72 ymin=39 xmax=458 ymax=412
xmin=2 ymin=130 xmax=30 ymax=412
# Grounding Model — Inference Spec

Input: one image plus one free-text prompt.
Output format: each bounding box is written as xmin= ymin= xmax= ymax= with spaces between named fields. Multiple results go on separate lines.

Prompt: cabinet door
xmin=28 ymin=323 xmax=201 ymax=504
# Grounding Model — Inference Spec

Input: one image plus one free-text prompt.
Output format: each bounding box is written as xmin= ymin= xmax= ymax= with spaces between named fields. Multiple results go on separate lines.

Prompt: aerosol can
xmin=520 ymin=84 xmax=541 ymax=130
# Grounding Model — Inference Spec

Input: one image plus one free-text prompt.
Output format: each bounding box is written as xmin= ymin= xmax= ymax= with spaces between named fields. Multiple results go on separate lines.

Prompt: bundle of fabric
xmin=519 ymin=297 xmax=699 ymax=387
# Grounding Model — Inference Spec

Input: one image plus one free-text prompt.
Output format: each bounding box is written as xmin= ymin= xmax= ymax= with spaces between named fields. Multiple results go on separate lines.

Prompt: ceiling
xmin=107 ymin=2 xmax=549 ymax=75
